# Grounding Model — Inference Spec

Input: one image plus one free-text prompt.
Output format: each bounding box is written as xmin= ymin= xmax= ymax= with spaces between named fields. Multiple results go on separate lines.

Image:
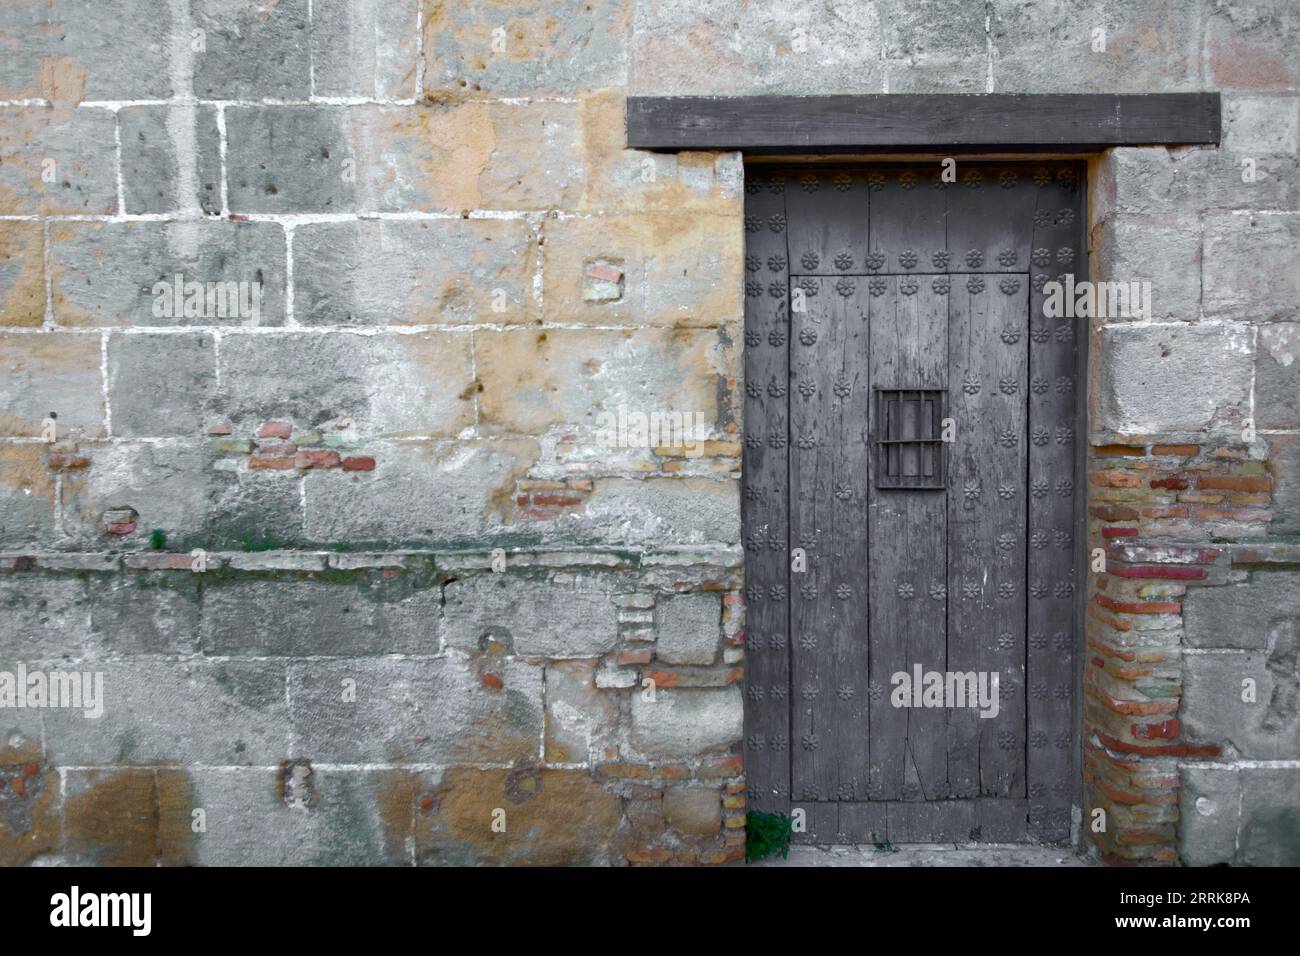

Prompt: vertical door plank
xmin=945 ymin=164 xmax=1037 ymax=274
xmin=867 ymin=167 xmax=946 ymax=276
xmin=741 ymin=173 xmax=791 ymax=813
xmin=948 ymin=273 xmax=1029 ymax=798
xmin=790 ymin=277 xmax=871 ymax=803
xmin=1027 ymin=166 xmax=1084 ymax=841
xmin=784 ymin=169 xmax=871 ymax=275
xmin=867 ymin=276 xmax=948 ymax=801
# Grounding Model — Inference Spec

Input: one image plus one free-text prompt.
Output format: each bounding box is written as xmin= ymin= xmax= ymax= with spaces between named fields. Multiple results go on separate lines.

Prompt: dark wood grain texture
xmin=628 ymin=94 xmax=1220 ymax=153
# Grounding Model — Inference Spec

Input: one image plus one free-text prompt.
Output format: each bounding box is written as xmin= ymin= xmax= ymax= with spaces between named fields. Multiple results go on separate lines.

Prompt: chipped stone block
xmin=293 ymin=219 xmax=536 ymax=326
xmin=51 ymin=220 xmax=286 ymax=327
xmin=656 ymin=592 xmax=722 ymax=665
xmin=442 ymin=573 xmax=619 ymax=658
xmin=288 ymin=657 xmax=543 ymax=764
xmin=0 ymin=332 xmax=104 ymax=438
xmin=0 ymin=107 xmax=117 ymax=215
xmin=42 ymin=659 xmax=289 ymax=765
xmin=628 ymin=687 xmax=743 ymax=758
xmin=0 ymin=222 xmax=45 ymax=328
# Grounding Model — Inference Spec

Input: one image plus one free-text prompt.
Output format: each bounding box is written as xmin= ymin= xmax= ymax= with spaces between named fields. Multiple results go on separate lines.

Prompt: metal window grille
xmin=875 ymin=388 xmax=945 ymax=489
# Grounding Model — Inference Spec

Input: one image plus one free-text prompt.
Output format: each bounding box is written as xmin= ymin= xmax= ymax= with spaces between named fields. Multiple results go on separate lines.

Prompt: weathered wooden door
xmin=742 ymin=163 xmax=1083 ymax=844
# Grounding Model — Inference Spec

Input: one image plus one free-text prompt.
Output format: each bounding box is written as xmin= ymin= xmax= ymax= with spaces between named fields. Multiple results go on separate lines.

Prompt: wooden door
xmin=742 ymin=163 xmax=1084 ymax=844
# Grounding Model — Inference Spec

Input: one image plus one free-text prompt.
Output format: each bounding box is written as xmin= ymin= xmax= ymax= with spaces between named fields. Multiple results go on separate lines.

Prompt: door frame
xmin=739 ymin=159 xmax=1089 ymax=845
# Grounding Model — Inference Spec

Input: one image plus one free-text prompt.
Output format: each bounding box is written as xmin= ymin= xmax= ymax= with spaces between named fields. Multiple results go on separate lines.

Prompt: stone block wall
xmin=2 ymin=0 xmax=1299 ymax=865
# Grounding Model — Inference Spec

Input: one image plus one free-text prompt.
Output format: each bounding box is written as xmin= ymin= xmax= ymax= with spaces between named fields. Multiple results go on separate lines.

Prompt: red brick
xmin=618 ymin=649 xmax=653 ymax=666
xmin=1132 ymin=719 xmax=1179 ymax=740
xmin=1108 ymin=565 xmax=1207 ymax=581
xmin=531 ymin=494 xmax=584 ymax=507
xmin=258 ymin=421 xmax=292 ymax=439
xmin=1094 ymin=594 xmax=1181 ymax=615
xmin=1150 ymin=476 xmax=1188 ymax=490
xmin=1090 ymin=470 xmax=1142 ymax=488
xmin=106 ymin=521 xmax=137 ymax=535
xmin=1096 ymin=731 xmax=1219 ymax=758
xmin=1198 ymin=475 xmax=1271 ymax=492
xmin=248 ymin=456 xmax=294 ymax=470
xmin=1091 ymin=505 xmax=1138 ymax=521
xmin=46 ymin=453 xmax=90 ymax=470
xmin=1094 ymin=444 xmax=1146 ymax=457
xmin=1150 ymin=444 xmax=1199 ymax=457
xmin=341 ymin=456 xmax=375 ymax=471
xmin=293 ymin=450 xmax=341 ymax=469
xmin=1101 ymin=526 xmax=1138 ymax=538
xmin=481 ymin=673 xmax=503 ymax=690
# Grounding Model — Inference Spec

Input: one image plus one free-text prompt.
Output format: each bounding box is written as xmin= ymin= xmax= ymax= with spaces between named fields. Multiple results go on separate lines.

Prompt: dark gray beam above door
xmin=626 ymin=93 xmax=1221 ymax=153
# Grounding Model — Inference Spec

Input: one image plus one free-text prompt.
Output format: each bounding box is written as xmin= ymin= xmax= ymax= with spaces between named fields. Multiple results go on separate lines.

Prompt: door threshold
xmin=754 ymin=843 xmax=1093 ymax=867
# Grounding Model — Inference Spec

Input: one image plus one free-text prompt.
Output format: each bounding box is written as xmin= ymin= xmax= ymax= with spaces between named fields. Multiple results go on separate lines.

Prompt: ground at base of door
xmin=755 ymin=843 xmax=1095 ymax=867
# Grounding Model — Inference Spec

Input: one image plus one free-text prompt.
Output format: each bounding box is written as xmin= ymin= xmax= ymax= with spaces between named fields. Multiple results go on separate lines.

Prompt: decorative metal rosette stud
xmin=963 ymin=481 xmax=981 ymax=503
xmin=899 ymin=248 xmax=919 ymax=269
xmin=833 ymin=172 xmax=853 ymax=191
xmin=866 ymin=251 xmax=886 ymax=270
xmin=866 ymin=171 xmax=886 ymax=191
xmin=768 ymin=281 xmax=785 ymax=298
xmin=1000 ymin=325 xmax=1021 ymax=344
xmin=744 ymin=215 xmax=762 ymax=233
xmin=801 ymin=252 xmax=820 ymax=270
xmin=797 ymin=277 xmax=818 ymax=297
xmin=798 ymin=379 xmax=816 ymax=397
xmin=768 ymin=254 xmax=786 ymax=272
xmin=768 ymin=329 xmax=786 ymax=347
xmin=833 ymin=376 xmax=851 ymax=397
xmin=932 ymin=276 xmax=951 ymax=294
xmin=962 ymin=170 xmax=984 ymax=188
xmin=800 ymin=173 xmax=819 ymax=192
xmin=998 ymin=428 xmax=1018 ymax=447
xmin=965 ymin=249 xmax=984 ymax=268
xmin=767 ymin=380 xmax=787 ymax=398
xmin=1056 ymin=477 xmax=1074 ymax=497
xmin=836 ymin=583 xmax=853 ymax=600
xmin=967 ymin=275 xmax=985 ymax=294
xmin=1056 ymin=207 xmax=1075 ymax=225
xmin=746 ymin=254 xmax=761 ymax=272
xmin=1031 ymin=324 xmax=1050 ymax=343
xmin=997 ymin=482 xmax=1015 ymax=499
xmin=1031 ymin=247 xmax=1052 ymax=267
xmin=1055 ymin=246 xmax=1073 ymax=263
xmin=899 ymin=170 xmax=918 ymax=190
xmin=932 ymin=250 xmax=951 ymax=268
xmin=900 ymin=276 xmax=919 ymax=296
xmin=799 ymin=327 xmax=817 ymax=346
xmin=1033 ymin=168 xmax=1052 ymax=186
xmin=768 ymin=214 xmax=786 ymax=232
xmin=896 ymin=582 xmax=915 ymax=599
xmin=868 ymin=277 xmax=887 ymax=296
xmin=997 ymin=532 xmax=1016 ymax=551
xmin=999 ymin=276 xmax=1021 ymax=295
xmin=962 ymin=374 xmax=980 ymax=394
xmin=767 ymin=176 xmax=785 ymax=193
xmin=745 ymin=280 xmax=762 ymax=298
xmin=835 ymin=278 xmax=856 ymax=297
xmin=1031 ymin=426 xmax=1051 ymax=446
xmin=834 ymin=251 xmax=854 ymax=270
xmin=928 ymin=583 xmax=947 ymax=600
xmin=998 ymin=170 xmax=1018 ymax=188
xmin=999 ymin=376 xmax=1019 ymax=394
xmin=1031 ymin=375 xmax=1049 ymax=394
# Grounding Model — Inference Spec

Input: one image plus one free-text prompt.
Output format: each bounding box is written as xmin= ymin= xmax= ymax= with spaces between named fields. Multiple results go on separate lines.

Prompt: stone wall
xmin=1 ymin=0 xmax=1298 ymax=865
